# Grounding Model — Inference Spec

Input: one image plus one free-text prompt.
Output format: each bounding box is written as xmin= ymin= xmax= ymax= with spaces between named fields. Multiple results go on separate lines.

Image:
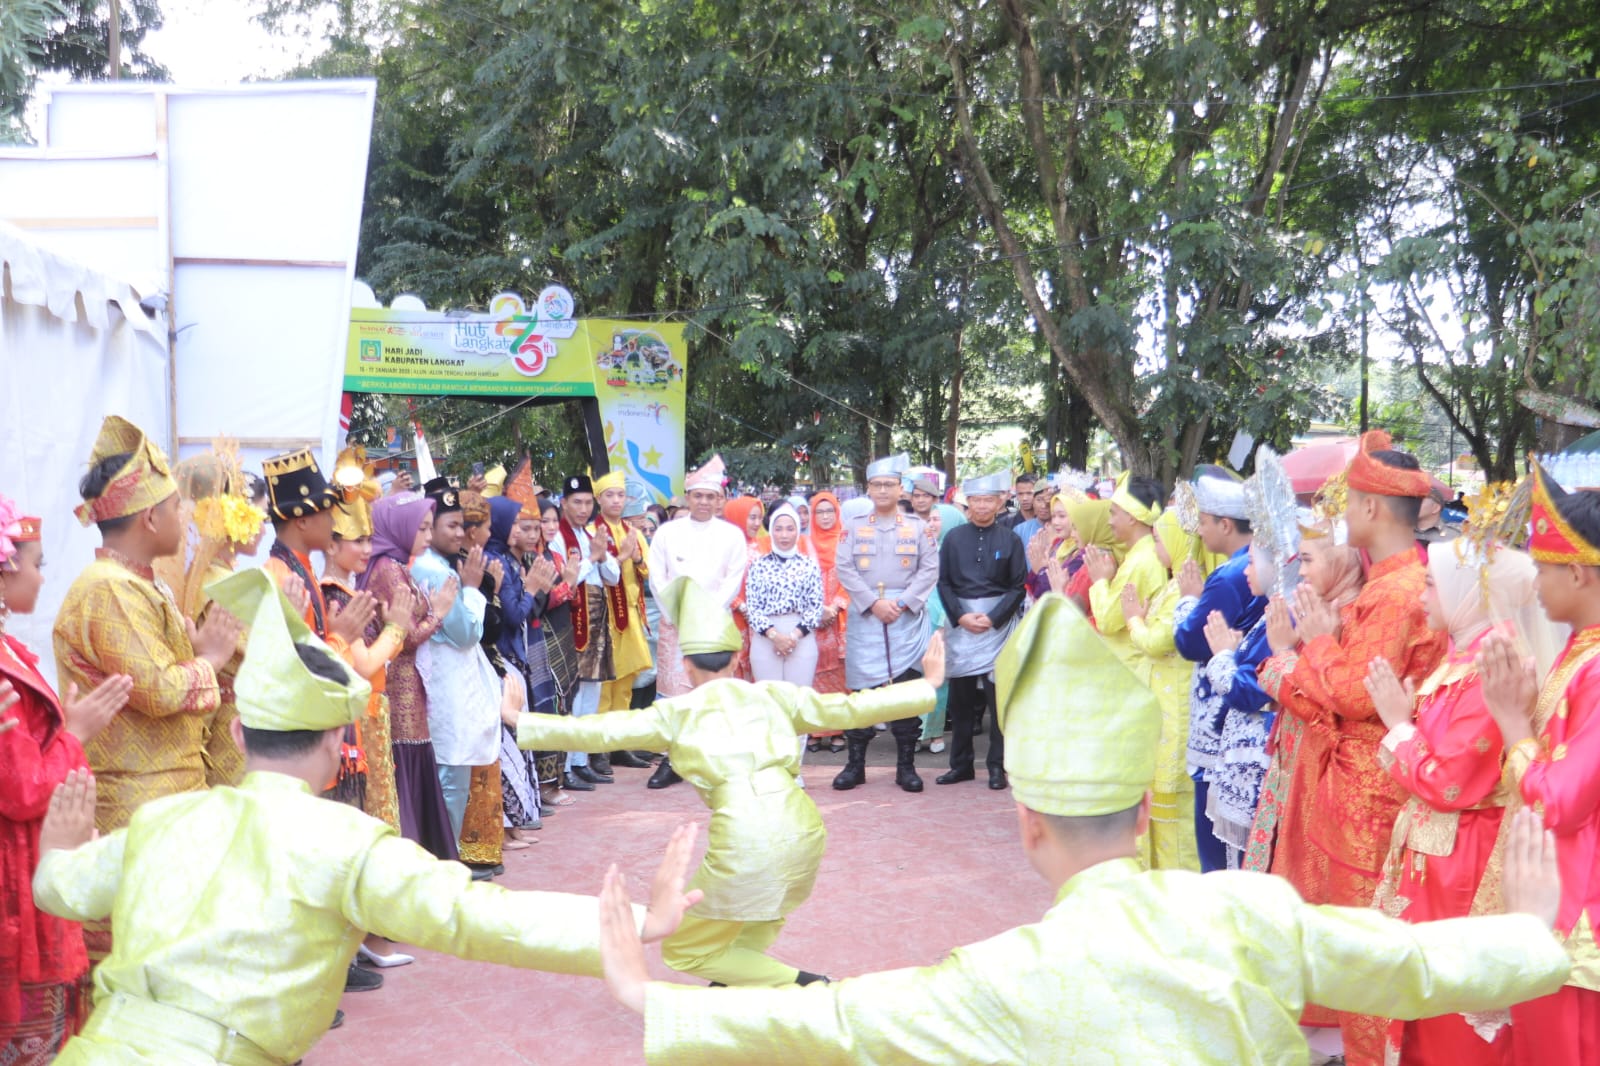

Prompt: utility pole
xmin=108 ymin=1 xmax=121 ymax=80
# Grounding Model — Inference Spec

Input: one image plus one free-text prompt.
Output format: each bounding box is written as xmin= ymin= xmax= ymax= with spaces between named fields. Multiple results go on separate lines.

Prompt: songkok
xmin=1528 ymin=460 xmax=1600 ymax=566
xmin=75 ymin=415 xmax=178 ymax=526
xmin=657 ymin=576 xmax=741 ymax=654
xmin=482 ymin=464 xmax=507 ymax=497
xmin=262 ymin=448 xmax=339 ymax=522
xmin=997 ymin=594 xmax=1159 ymax=816
xmin=460 ymin=490 xmax=490 ymax=526
xmin=961 ymin=470 xmax=1010 ymax=497
xmin=1109 ymin=472 xmax=1161 ymax=527
xmin=864 ymin=453 xmax=911 ymax=482
xmin=911 ymin=477 xmax=939 ymax=496
xmin=684 ymin=455 xmax=726 ymax=493
xmin=1194 ymin=464 xmax=1248 ymax=520
xmin=331 ymin=446 xmax=380 ymax=540
xmin=1346 ymin=430 xmax=1430 ymax=498
xmin=0 ymin=495 xmax=40 ymax=569
xmin=563 ymin=474 xmax=594 ymax=497
xmin=593 ymin=470 xmax=628 ymax=496
xmin=622 ymin=479 xmax=651 ymax=519
xmin=422 ymin=476 xmax=461 ymax=515
xmin=206 ymin=568 xmax=370 ymax=732
xmin=505 ymin=459 xmax=542 ymax=520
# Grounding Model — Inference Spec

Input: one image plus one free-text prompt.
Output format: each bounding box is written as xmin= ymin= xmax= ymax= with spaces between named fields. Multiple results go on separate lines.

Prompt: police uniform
xmin=833 ymin=455 xmax=940 ymax=792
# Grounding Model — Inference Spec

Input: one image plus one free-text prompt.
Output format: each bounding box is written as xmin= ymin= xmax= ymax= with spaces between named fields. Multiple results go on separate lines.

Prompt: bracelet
xmin=1508 ymin=737 xmax=1543 ymax=762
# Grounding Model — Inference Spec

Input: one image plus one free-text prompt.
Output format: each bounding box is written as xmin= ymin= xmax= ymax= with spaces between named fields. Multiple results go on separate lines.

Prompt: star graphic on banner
xmin=642 ymin=446 xmax=663 ymax=470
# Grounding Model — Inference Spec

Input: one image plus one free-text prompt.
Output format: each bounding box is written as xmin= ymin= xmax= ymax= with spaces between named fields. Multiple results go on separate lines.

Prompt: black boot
xmin=648 ymin=757 xmax=683 ymax=789
xmin=894 ymin=735 xmax=924 ymax=793
xmin=831 ymin=733 xmax=869 ymax=791
xmin=609 ymin=750 xmax=652 ymax=769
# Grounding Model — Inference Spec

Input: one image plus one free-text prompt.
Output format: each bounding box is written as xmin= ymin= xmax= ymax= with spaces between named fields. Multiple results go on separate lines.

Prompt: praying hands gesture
xmin=1502 ymin=809 xmax=1561 ymax=929
xmin=460 ymin=545 xmax=487 ymax=591
xmin=524 ymin=557 xmax=558 ymax=595
xmin=1027 ymin=528 xmax=1052 ymax=572
xmin=589 ymin=530 xmax=609 ymax=565
xmin=1477 ymin=633 xmax=1539 ymax=746
xmin=1083 ymin=545 xmax=1117 ymax=584
xmin=1120 ymin=583 xmax=1147 ymax=623
xmin=1364 ymin=658 xmax=1417 ymax=730
xmin=188 ymin=604 xmax=244 ymax=671
xmin=559 ymin=553 xmax=582 ymax=587
xmin=1203 ymin=611 xmax=1242 ymax=657
xmin=429 ymin=574 xmax=460 ymax=620
xmin=1045 ymin=554 xmax=1070 ymax=595
xmin=1177 ymin=560 xmax=1206 ymax=600
xmin=1292 ymin=585 xmax=1340 ymax=643
xmin=1264 ymin=597 xmax=1297 ymax=655
xmin=382 ymin=584 xmax=417 ymax=637
xmin=280 ymin=575 xmax=313 ymax=618
xmin=487 ymin=558 xmax=505 ymax=594
xmin=38 ymin=768 xmax=97 ymax=856
xmin=328 ymin=590 xmax=378 ymax=647
xmin=62 ymin=674 xmax=134 ymax=744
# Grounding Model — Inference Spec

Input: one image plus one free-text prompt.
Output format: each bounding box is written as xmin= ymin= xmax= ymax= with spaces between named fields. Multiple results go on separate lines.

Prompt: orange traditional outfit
xmin=806 ymin=492 xmax=850 ymax=698
xmin=723 ymin=496 xmax=767 ymax=682
xmin=1500 ymin=465 xmax=1600 ymax=1066
xmin=1257 ymin=434 xmax=1447 ymax=1066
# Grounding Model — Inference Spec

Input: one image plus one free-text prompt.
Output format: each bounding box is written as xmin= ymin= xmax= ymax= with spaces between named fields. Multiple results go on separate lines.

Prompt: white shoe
xmin=874 ymin=722 xmax=888 ymax=732
xmin=357 ymin=943 xmax=415 ymax=968
xmin=796 ymin=776 xmax=807 ymax=789
xmin=930 ymin=738 xmax=946 ymax=754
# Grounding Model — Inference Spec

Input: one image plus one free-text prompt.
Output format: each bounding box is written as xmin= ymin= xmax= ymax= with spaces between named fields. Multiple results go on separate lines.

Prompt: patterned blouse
xmin=743 ymin=552 xmax=824 ymax=636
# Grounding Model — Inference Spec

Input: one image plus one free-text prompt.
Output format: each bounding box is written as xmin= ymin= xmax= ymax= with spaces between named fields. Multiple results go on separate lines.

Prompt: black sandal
xmin=828 ymin=737 xmax=845 ymax=753
xmin=806 ymin=737 xmax=823 ymax=753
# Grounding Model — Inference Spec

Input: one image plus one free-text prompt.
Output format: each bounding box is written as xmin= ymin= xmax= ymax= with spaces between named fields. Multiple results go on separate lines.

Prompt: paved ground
xmin=312 ymin=734 xmax=1043 ymax=1065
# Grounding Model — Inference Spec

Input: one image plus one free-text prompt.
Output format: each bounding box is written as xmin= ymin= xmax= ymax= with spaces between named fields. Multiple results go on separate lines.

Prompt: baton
xmin=878 ymin=581 xmax=895 ymax=686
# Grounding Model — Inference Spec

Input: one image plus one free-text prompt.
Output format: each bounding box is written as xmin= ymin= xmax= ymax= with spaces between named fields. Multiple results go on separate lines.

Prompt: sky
xmin=142 ymin=0 xmax=308 ymax=84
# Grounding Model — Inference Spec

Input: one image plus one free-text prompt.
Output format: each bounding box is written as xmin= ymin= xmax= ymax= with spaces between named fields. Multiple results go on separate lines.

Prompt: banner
xmin=344 ymin=292 xmax=688 ymax=501
xmin=589 ymin=320 xmax=687 ymax=506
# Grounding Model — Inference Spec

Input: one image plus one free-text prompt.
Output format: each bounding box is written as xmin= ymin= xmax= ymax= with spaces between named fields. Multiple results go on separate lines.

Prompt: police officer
xmin=833 ymin=453 xmax=941 ymax=792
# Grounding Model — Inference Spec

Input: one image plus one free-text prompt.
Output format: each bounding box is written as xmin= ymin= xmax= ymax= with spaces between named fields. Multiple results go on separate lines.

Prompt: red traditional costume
xmin=1501 ymin=465 xmax=1600 ymax=1066
xmin=0 ymin=509 xmax=92 ymax=1062
xmin=1258 ymin=433 xmax=1448 ymax=1065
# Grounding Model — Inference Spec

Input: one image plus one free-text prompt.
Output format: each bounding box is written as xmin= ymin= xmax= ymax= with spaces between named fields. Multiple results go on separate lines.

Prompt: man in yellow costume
xmin=1086 ymin=473 xmax=1169 ymax=667
xmin=518 ymin=576 xmax=942 ymax=988
xmin=592 ymin=470 xmax=656 ymax=770
xmin=52 ymin=416 xmax=244 ymax=961
xmin=593 ymin=593 xmax=1575 ymax=1064
xmin=31 ymin=567 xmax=703 ymax=1065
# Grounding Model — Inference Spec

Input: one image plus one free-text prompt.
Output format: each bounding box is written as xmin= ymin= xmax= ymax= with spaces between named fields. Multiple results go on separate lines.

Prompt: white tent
xmin=0 ymin=222 xmax=167 ymax=660
xmin=0 ymin=80 xmax=375 ymax=681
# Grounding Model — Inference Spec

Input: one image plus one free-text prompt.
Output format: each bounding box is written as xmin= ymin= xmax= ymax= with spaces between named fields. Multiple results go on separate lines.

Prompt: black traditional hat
xmin=563 ymin=474 xmax=594 ymax=496
xmin=423 ymin=476 xmax=462 ymax=514
xmin=263 ymin=449 xmax=338 ymax=521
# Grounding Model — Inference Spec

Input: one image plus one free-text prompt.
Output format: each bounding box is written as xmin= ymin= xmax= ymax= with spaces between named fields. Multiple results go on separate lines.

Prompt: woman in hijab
xmin=801 ymin=492 xmax=850 ymax=752
xmin=359 ymin=493 xmax=460 ymax=861
xmin=745 ymin=503 xmax=824 ymax=687
xmin=1025 ymin=493 xmax=1078 ymax=601
xmin=483 ymin=496 xmax=547 ymax=841
xmin=1045 ymin=498 xmax=1117 ymax=616
xmin=1366 ymin=543 xmax=1547 ymax=1065
xmin=1248 ymin=524 xmax=1364 ymax=893
xmin=1120 ymin=510 xmax=1202 ymax=871
xmin=722 ymin=496 xmax=767 ymax=681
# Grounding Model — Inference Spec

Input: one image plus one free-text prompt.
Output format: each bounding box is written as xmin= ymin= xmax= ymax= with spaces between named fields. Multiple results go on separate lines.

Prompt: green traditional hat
xmin=657 ymin=576 xmax=741 ymax=654
xmin=996 ymin=593 xmax=1159 ymax=816
xmin=205 ymin=568 xmax=370 ymax=732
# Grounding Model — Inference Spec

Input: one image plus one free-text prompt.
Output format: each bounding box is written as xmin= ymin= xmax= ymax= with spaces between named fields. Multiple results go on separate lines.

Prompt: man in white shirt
xmin=646 ymin=455 xmax=749 ymax=788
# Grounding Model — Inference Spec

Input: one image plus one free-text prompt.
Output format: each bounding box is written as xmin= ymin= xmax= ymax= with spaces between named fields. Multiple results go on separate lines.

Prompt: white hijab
xmin=767 ymin=503 xmax=803 ymax=559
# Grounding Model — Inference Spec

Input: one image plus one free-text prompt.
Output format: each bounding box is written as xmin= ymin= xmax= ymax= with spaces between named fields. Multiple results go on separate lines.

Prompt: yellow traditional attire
xmin=1089 ymin=535 xmax=1167 ymax=668
xmin=519 ymin=577 xmax=934 ymax=986
xmin=632 ymin=594 xmax=1573 ymax=1064
xmin=594 ymin=472 xmax=652 ymax=712
xmin=1124 ymin=512 xmax=1199 ymax=871
xmin=34 ymin=569 xmax=641 ymax=1066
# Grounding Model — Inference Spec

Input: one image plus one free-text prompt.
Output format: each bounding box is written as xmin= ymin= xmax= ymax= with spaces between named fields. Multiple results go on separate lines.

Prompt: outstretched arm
xmin=517 ymin=703 xmax=672 ymax=753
